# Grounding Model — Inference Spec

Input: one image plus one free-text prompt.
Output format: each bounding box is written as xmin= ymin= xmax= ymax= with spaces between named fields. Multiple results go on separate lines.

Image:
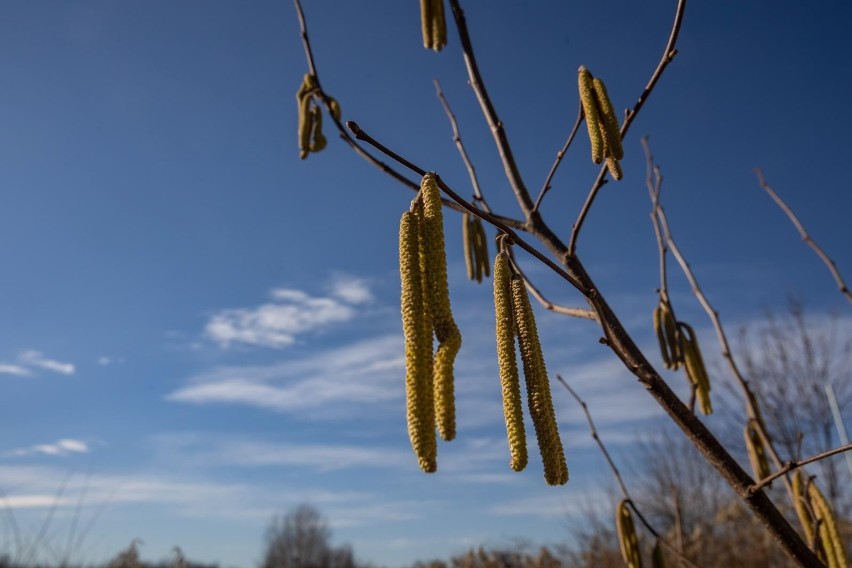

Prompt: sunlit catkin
xmin=616 ymin=500 xmax=643 ymax=568
xmin=679 ymin=322 xmax=712 ymax=415
xmin=511 ymin=275 xmax=568 ymax=485
xmin=399 ymin=211 xmax=437 ymax=473
xmin=493 ymin=252 xmax=527 ymax=472
xmin=420 ymin=0 xmax=447 ymax=52
xmin=791 ymin=471 xmax=816 ymax=549
xmin=421 ymin=174 xmax=460 ymax=441
xmin=592 ymin=77 xmax=624 ymax=160
xmin=578 ymin=66 xmax=603 ymax=164
xmin=743 ymin=421 xmax=770 ymax=480
xmin=808 ymin=480 xmax=848 ymax=568
xmin=606 ymin=156 xmax=624 ymax=181
xmin=474 ymin=217 xmax=490 ymax=279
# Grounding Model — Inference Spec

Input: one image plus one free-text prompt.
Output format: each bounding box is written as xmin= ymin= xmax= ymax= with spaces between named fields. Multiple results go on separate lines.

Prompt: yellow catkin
xmin=309 ymin=104 xmax=326 ymax=152
xmin=462 ymin=213 xmax=475 ymax=281
xmin=791 ymin=471 xmax=816 ymax=550
xmin=591 ymin=77 xmax=624 ymax=160
xmin=743 ymin=421 xmax=770 ymax=480
xmin=510 ymin=275 xmax=568 ymax=485
xmin=328 ymin=97 xmax=342 ymax=121
xmin=493 ymin=252 xmax=528 ymax=472
xmin=616 ymin=500 xmax=643 ymax=568
xmin=421 ymin=174 xmax=460 ymax=441
xmin=297 ymin=94 xmax=314 ymax=160
xmin=578 ymin=66 xmax=603 ymax=164
xmin=420 ymin=0 xmax=446 ymax=52
xmin=472 ymin=217 xmax=483 ymax=282
xmin=661 ymin=303 xmax=682 ymax=370
xmin=474 ymin=218 xmax=490 ymax=279
xmin=399 ymin=211 xmax=437 ymax=473
xmin=679 ymin=323 xmax=712 ymax=415
xmin=653 ymin=305 xmax=672 ymax=369
xmin=606 ymin=156 xmax=623 ymax=181
xmin=808 ymin=481 xmax=848 ymax=568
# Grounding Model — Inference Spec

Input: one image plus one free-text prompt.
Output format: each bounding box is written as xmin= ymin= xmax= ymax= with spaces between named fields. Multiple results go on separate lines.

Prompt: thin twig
xmin=755 ymin=168 xmax=852 ymax=306
xmin=533 ymin=103 xmax=584 ymax=212
xmin=641 ymin=142 xmax=796 ymax=503
xmin=433 ymin=80 xmax=491 ymax=213
xmin=347 ymin=120 xmax=587 ymax=293
xmin=447 ymin=0 xmax=535 ymax=217
xmin=507 ymin=252 xmax=598 ymax=321
xmin=749 ymin=442 xmax=852 ymax=494
xmin=557 ymin=376 xmax=702 ymax=568
xmin=568 ymin=0 xmax=687 ymax=256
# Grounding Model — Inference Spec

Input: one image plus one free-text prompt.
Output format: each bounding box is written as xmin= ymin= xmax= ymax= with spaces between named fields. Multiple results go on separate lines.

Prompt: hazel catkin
xmin=510 ymin=275 xmax=567 ymax=485
xmin=493 ymin=252 xmax=527 ymax=472
xmin=578 ymin=66 xmax=603 ymax=165
xmin=399 ymin=211 xmax=437 ymax=473
xmin=616 ymin=500 xmax=643 ymax=568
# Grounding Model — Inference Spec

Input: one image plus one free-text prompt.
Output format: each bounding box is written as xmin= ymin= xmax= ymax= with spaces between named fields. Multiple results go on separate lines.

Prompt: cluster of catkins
xmin=398 ymin=175 xmax=567 ymax=485
xmin=462 ymin=213 xmax=490 ymax=283
xmin=295 ymin=73 xmax=340 ymax=160
xmin=653 ymin=299 xmax=712 ymax=415
xmin=578 ymin=66 xmax=624 ymax=181
xmin=791 ymin=470 xmax=848 ymax=568
xmin=419 ymin=0 xmax=447 ymax=52
xmin=616 ymin=500 xmax=666 ymax=568
xmin=399 ymin=174 xmax=461 ymax=472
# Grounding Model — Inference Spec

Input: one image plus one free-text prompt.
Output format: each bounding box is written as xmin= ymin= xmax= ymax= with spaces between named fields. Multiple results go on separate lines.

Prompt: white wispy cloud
xmin=18 ymin=350 xmax=75 ymax=375
xmin=4 ymin=438 xmax=89 ymax=457
xmin=167 ymin=335 xmax=404 ymax=417
xmin=205 ymin=277 xmax=373 ymax=349
xmin=0 ymin=364 xmax=32 ymax=376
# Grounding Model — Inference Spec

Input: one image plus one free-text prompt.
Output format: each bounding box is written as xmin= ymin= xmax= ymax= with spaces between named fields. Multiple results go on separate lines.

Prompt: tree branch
xmin=755 ymin=169 xmax=852 ymax=306
xmin=447 ymin=0 xmax=535 ymax=217
xmin=507 ymin=252 xmax=598 ymax=321
xmin=749 ymin=442 xmax=852 ymax=494
xmin=533 ymin=103 xmax=584 ymax=213
xmin=348 ymin=112 xmax=822 ymax=568
xmin=567 ymin=0 xmax=687 ymax=256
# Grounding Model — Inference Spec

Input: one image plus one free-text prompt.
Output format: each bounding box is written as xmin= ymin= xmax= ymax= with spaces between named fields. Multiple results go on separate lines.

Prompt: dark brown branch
xmin=348 ymin=119 xmax=823 ymax=568
xmin=533 ymin=103 xmax=584 ymax=212
xmin=557 ymin=376 xmax=703 ymax=568
xmin=348 ymin=121 xmax=586 ymax=293
xmin=447 ymin=0 xmax=535 ymax=217
xmin=755 ymin=169 xmax=852 ymax=306
xmin=433 ymin=79 xmax=492 ymax=213
xmin=567 ymin=0 xmax=687 ymax=256
xmin=749 ymin=442 xmax=852 ymax=494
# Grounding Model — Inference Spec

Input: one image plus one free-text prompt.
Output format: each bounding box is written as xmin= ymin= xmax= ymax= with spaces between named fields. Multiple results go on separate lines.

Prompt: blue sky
xmin=0 ymin=1 xmax=851 ymax=567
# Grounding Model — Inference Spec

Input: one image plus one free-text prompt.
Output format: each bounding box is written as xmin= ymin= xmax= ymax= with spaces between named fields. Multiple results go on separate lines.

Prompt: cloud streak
xmin=18 ymin=350 xmax=75 ymax=375
xmin=204 ymin=277 xmax=372 ymax=349
xmin=4 ymin=438 xmax=89 ymax=457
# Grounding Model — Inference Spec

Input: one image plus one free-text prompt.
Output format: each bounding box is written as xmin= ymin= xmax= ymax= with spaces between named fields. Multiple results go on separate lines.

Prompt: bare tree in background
xmin=737 ymin=301 xmax=852 ymax=514
xmin=261 ymin=505 xmax=356 ymax=568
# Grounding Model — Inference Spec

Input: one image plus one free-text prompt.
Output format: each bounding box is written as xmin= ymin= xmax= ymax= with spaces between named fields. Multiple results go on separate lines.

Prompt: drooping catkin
xmin=678 ymin=322 xmax=712 ymax=415
xmin=653 ymin=300 xmax=682 ymax=370
xmin=606 ymin=156 xmax=623 ymax=181
xmin=791 ymin=471 xmax=816 ymax=550
xmin=297 ymin=92 xmax=315 ymax=160
xmin=616 ymin=500 xmax=643 ymax=568
xmin=808 ymin=480 xmax=848 ymax=568
xmin=743 ymin=421 xmax=770 ymax=480
xmin=420 ymin=0 xmax=447 ymax=52
xmin=651 ymin=539 xmax=666 ymax=568
xmin=591 ymin=77 xmax=624 ymax=160
xmin=296 ymin=73 xmax=330 ymax=159
xmin=493 ymin=252 xmax=527 ymax=472
xmin=474 ymin=217 xmax=490 ymax=279
xmin=510 ymin=275 xmax=568 ymax=485
xmin=578 ymin=66 xmax=603 ymax=164
xmin=399 ymin=211 xmax=437 ymax=473
xmin=421 ymin=174 xmax=460 ymax=441
xmin=462 ymin=213 xmax=475 ymax=281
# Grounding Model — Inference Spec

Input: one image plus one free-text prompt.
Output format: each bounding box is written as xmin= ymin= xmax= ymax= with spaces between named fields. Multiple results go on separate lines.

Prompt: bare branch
xmin=507 ymin=252 xmax=598 ymax=321
xmin=755 ymin=169 xmax=852 ymax=306
xmin=557 ymin=376 xmax=703 ymax=568
xmin=433 ymin=80 xmax=491 ymax=213
xmin=347 ymin=120 xmax=587 ymax=293
xmin=447 ymin=0 xmax=535 ymax=216
xmin=749 ymin=442 xmax=852 ymax=494
xmin=533 ymin=103 xmax=584 ymax=212
xmin=568 ymin=0 xmax=687 ymax=256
